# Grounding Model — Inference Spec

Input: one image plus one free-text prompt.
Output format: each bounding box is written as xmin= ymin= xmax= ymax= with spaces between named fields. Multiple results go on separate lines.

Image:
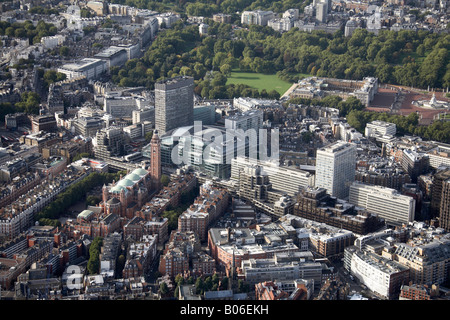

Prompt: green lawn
xmin=226 ymin=71 xmax=294 ymax=96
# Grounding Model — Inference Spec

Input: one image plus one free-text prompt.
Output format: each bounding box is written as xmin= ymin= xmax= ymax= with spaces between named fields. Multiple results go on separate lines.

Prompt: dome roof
xmin=117 ymin=179 xmax=135 ymax=187
xmin=107 ymin=197 xmax=121 ymax=205
xmin=133 ymin=168 xmax=149 ymax=177
xmin=110 ymin=185 xmax=126 ymax=193
xmin=125 ymin=173 xmax=141 ymax=182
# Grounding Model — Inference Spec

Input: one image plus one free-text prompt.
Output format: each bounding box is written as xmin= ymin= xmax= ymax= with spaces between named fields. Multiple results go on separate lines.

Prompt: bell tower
xmin=149 ymin=130 xmax=161 ymax=190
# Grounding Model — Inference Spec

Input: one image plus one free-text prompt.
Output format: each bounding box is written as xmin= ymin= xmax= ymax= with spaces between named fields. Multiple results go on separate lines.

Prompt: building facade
xmin=349 ymin=181 xmax=416 ymax=226
xmin=155 ymin=76 xmax=194 ymax=134
xmin=315 ymin=141 xmax=356 ymax=199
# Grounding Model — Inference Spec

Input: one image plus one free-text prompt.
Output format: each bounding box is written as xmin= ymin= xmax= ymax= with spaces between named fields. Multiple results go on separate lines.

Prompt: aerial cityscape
xmin=0 ymin=0 xmax=449 ymax=308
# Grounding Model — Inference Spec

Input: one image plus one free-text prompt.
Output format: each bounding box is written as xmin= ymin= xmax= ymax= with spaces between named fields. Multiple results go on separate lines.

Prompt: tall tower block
xmin=155 ymin=76 xmax=194 ymax=134
xmin=315 ymin=141 xmax=356 ymax=199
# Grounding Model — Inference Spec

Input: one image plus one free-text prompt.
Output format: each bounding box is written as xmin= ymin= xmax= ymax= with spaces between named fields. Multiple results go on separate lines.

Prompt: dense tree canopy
xmin=112 ymin=18 xmax=450 ymax=99
xmin=111 ymin=0 xmax=312 ymax=15
xmin=0 ymin=20 xmax=58 ymax=44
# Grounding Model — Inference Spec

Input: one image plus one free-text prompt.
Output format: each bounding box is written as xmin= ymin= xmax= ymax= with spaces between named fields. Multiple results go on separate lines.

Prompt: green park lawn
xmin=226 ymin=70 xmax=294 ymax=96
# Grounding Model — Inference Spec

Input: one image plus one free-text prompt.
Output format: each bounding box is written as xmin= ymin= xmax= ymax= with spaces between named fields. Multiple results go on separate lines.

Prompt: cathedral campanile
xmin=150 ymin=130 xmax=162 ymax=189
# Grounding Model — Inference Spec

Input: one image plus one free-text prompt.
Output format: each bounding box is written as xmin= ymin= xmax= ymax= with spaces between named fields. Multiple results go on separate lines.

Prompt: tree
xmin=116 ymin=254 xmax=126 ymax=278
xmin=195 ymin=277 xmax=205 ymax=295
xmin=220 ymin=63 xmax=232 ymax=76
xmin=72 ymin=152 xmax=90 ymax=162
xmin=160 ymin=174 xmax=170 ymax=187
xmin=87 ymin=237 xmax=103 ymax=274
xmin=144 ymin=130 xmax=153 ymax=143
xmin=86 ymin=195 xmax=101 ymax=206
xmin=59 ymin=46 xmax=70 ymax=56
xmin=16 ymin=92 xmax=41 ymax=114
xmin=159 ymin=282 xmax=169 ymax=295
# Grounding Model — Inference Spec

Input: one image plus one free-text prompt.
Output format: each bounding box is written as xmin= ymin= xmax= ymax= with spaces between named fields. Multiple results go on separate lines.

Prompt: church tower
xmin=102 ymin=184 xmax=108 ymax=204
xmin=149 ymin=130 xmax=162 ymax=190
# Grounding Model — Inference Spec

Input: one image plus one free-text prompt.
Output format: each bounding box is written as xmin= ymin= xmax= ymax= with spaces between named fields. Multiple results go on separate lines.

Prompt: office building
xmin=439 ymin=178 xmax=450 ymax=232
xmin=94 ymin=127 xmax=125 ymax=160
xmin=293 ymin=187 xmax=384 ymax=235
xmin=240 ymin=256 xmax=323 ymax=289
xmin=241 ymin=10 xmax=275 ymax=26
xmin=401 ymin=148 xmax=429 ymax=183
xmin=231 ymin=156 xmax=314 ymax=197
xmin=72 ymin=116 xmax=104 ymax=138
xmin=193 ymin=105 xmax=218 ymax=125
xmin=207 ymin=227 xmax=299 ymax=272
xmin=237 ymin=165 xmax=295 ymax=217
xmin=94 ymin=46 xmax=128 ymax=69
xmin=57 ymin=58 xmax=107 ymax=80
xmin=225 ymin=109 xmax=263 ymax=132
xmin=316 ymin=2 xmax=328 ymax=23
xmin=427 ymin=143 xmax=450 ymax=169
xmin=315 ymin=141 xmax=356 ymax=199
xmin=156 ymin=125 xmax=249 ymax=179
xmin=430 ymin=168 xmax=450 ymax=218
xmin=31 ymin=115 xmax=57 ymax=134
xmin=132 ymin=106 xmax=155 ymax=125
xmin=349 ymin=181 xmax=415 ymax=226
xmin=365 ymin=120 xmax=397 ymax=139
xmin=103 ymin=96 xmax=138 ymax=119
xmin=155 ymin=76 xmax=194 ymax=134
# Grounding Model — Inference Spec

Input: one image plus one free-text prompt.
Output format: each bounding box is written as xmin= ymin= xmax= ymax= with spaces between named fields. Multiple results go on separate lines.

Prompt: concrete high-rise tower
xmin=315 ymin=141 xmax=356 ymax=199
xmin=315 ymin=1 xmax=328 ymax=23
xmin=155 ymin=76 xmax=194 ymax=134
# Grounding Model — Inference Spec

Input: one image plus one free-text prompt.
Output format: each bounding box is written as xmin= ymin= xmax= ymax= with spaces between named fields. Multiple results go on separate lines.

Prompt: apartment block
xmin=159 ymin=230 xmax=201 ymax=278
xmin=344 ymin=246 xmax=410 ymax=299
xmin=178 ymin=181 xmax=229 ymax=241
xmin=393 ymin=239 xmax=450 ymax=286
xmin=122 ymin=234 xmax=158 ymax=279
